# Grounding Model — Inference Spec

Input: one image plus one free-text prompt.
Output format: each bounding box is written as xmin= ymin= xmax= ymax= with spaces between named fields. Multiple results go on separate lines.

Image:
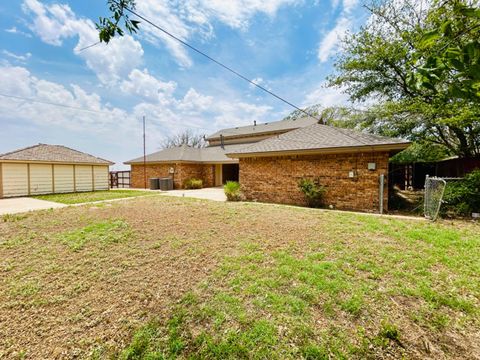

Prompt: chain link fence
xmin=424 ymin=175 xmax=447 ymax=221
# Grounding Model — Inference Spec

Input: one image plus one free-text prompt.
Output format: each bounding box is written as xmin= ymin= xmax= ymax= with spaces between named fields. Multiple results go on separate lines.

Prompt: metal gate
xmin=110 ymin=171 xmax=131 ymax=188
xmin=424 ymin=175 xmax=446 ymax=221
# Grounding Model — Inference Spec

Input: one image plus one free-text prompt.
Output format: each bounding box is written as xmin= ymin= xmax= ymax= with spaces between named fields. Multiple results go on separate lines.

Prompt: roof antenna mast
xmin=143 ymin=115 xmax=147 ymax=189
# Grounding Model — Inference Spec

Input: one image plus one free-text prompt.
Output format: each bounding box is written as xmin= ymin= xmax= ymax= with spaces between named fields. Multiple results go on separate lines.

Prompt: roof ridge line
xmin=225 ymin=123 xmax=410 ymax=156
xmin=206 ymin=116 xmax=318 ymax=139
xmin=0 ymin=144 xmax=113 ymax=164
xmin=54 ymin=144 xmax=113 ymax=164
xmin=0 ymin=143 xmax=42 ymax=158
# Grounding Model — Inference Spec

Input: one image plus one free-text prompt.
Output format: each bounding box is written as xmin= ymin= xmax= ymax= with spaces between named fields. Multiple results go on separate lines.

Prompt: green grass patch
xmin=2 ymin=196 xmax=479 ymax=358
xmin=33 ymin=190 xmax=156 ymax=204
xmin=9 ymin=280 xmax=41 ymax=298
xmin=115 ymin=211 xmax=480 ymax=359
xmin=58 ymin=219 xmax=132 ymax=251
xmin=1 ymin=213 xmax=29 ymax=222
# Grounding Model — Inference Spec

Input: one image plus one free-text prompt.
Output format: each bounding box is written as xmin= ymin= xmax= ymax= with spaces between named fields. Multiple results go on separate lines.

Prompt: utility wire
xmin=77 ymin=41 xmax=101 ymax=52
xmin=0 ymin=92 xmax=215 ymax=132
xmin=112 ymin=1 xmax=377 ymax=146
xmin=0 ymin=92 xmax=116 ymax=115
xmin=116 ymin=1 xmax=324 ymax=124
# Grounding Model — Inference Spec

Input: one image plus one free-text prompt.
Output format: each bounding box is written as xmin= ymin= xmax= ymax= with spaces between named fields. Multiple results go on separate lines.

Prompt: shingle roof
xmin=206 ymin=116 xmax=319 ymax=140
xmin=227 ymin=124 xmax=410 ymax=156
xmin=124 ymin=144 xmax=248 ymax=164
xmin=0 ymin=144 xmax=114 ymax=165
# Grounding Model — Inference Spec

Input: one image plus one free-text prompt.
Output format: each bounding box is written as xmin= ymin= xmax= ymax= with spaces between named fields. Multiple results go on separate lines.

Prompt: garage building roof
xmin=0 ymin=144 xmax=113 ymax=165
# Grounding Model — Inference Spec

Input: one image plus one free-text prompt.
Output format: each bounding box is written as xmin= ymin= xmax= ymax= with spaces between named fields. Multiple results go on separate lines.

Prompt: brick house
xmin=125 ymin=117 xmax=318 ymax=189
xmin=125 ymin=117 xmax=409 ymax=212
xmin=227 ymin=123 xmax=409 ymax=212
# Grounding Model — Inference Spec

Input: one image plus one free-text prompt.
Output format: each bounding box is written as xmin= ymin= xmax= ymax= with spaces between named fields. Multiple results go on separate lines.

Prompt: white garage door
xmin=54 ymin=164 xmax=74 ymax=193
xmin=1 ymin=163 xmax=29 ymax=197
xmin=1 ymin=163 xmax=110 ymax=198
xmin=93 ymin=166 xmax=109 ymax=190
xmin=75 ymin=165 xmax=93 ymax=192
xmin=30 ymin=164 xmax=53 ymax=195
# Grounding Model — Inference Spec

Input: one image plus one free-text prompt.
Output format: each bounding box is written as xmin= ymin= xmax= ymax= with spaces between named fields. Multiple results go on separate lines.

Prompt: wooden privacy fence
xmin=389 ymin=157 xmax=480 ymax=190
xmin=110 ymin=171 xmax=131 ymax=188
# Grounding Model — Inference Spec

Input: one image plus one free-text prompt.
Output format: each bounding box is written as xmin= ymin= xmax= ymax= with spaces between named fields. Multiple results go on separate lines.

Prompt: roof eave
xmin=227 ymin=142 xmax=411 ymax=158
xmin=206 ymin=128 xmax=301 ymax=142
xmin=125 ymin=159 xmax=239 ymax=165
xmin=0 ymin=159 xmax=113 ymax=165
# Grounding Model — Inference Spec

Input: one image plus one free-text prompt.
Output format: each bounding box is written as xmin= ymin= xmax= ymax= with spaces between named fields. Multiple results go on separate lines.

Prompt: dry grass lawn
xmin=33 ymin=190 xmax=156 ymax=204
xmin=0 ymin=196 xmax=479 ymax=359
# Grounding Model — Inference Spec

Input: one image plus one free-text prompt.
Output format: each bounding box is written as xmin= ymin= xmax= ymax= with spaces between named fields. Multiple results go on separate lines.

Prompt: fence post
xmin=424 ymin=174 xmax=429 ymax=218
xmin=379 ymin=174 xmax=384 ymax=214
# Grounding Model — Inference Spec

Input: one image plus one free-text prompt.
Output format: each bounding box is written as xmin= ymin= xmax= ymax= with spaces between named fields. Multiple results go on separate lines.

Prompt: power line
xmin=77 ymin=41 xmax=101 ymax=52
xmin=0 ymin=92 xmax=116 ymax=115
xmin=115 ymin=1 xmax=324 ymax=124
xmin=112 ymin=1 xmax=377 ymax=146
xmin=0 ymin=92 xmax=215 ymax=132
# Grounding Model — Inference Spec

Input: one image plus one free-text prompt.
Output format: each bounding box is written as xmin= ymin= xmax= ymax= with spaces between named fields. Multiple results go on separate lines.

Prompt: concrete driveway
xmin=0 ymin=197 xmax=66 ymax=215
xmin=160 ymin=187 xmax=226 ymax=202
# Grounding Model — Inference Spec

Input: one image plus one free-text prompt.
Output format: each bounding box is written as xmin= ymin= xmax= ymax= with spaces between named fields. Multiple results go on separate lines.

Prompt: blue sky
xmin=0 ymin=0 xmax=369 ymax=168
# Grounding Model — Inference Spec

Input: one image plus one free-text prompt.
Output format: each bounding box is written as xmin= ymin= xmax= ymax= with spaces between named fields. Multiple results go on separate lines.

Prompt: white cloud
xmin=2 ymin=50 xmax=32 ymax=62
xmin=330 ymin=0 xmax=341 ymax=9
xmin=343 ymin=0 xmax=359 ymax=13
xmin=0 ymin=66 xmax=33 ymax=97
xmin=303 ymin=82 xmax=349 ymax=108
xmin=317 ymin=0 xmax=361 ymax=63
xmin=0 ymin=65 xmax=273 ymax=160
xmin=22 ymin=0 xmax=300 ymax=69
xmin=250 ymin=77 xmax=264 ymax=87
xmin=129 ymin=80 xmax=271 ymax=132
xmin=22 ymin=0 xmax=144 ymax=85
xmin=111 ymin=0 xmax=298 ymax=67
xmin=134 ymin=0 xmax=201 ymax=68
xmin=22 ymin=0 xmax=78 ymax=46
xmin=178 ymin=88 xmax=213 ymax=112
xmin=134 ymin=0 xmax=298 ymax=66
xmin=5 ymin=26 xmax=32 ymax=38
xmin=211 ymin=101 xmax=271 ymax=129
xmin=188 ymin=0 xmax=299 ymax=29
xmin=77 ymin=36 xmax=144 ymax=85
xmin=317 ymin=16 xmax=350 ymax=62
xmin=0 ymin=65 xmax=131 ymax=134
xmin=120 ymin=68 xmax=177 ymax=103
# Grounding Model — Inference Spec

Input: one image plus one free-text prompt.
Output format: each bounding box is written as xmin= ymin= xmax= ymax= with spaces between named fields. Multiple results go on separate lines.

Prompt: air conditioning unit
xmin=159 ymin=177 xmax=173 ymax=191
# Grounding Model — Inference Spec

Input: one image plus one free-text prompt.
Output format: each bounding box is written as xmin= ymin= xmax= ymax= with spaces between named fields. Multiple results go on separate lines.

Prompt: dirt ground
xmin=0 ymin=196 xmax=479 ymax=359
xmin=1 ymin=198 xmax=235 ymax=358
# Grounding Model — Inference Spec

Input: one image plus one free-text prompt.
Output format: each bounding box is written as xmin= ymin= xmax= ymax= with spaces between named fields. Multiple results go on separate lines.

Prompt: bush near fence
xmin=441 ymin=170 xmax=480 ymax=217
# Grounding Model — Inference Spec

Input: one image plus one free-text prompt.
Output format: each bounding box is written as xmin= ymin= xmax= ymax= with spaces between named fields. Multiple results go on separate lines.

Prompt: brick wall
xmin=239 ymin=151 xmax=390 ymax=212
xmin=131 ymin=163 xmax=215 ymax=189
xmin=201 ymin=164 xmax=215 ymax=188
xmin=176 ymin=163 xmax=215 ymax=188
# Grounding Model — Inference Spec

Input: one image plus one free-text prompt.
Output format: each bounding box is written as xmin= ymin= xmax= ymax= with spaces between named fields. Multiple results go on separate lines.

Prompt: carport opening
xmin=222 ymin=164 xmax=239 ymax=183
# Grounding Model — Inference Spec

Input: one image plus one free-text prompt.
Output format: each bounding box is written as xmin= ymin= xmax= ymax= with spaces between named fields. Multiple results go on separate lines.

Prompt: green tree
xmin=411 ymin=2 xmax=480 ymax=101
xmin=328 ymin=0 xmax=480 ymax=158
xmin=96 ymin=0 xmax=139 ymax=43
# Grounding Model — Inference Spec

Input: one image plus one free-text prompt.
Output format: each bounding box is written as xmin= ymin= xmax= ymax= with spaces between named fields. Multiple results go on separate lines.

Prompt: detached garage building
xmin=0 ymin=144 xmax=113 ymax=198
